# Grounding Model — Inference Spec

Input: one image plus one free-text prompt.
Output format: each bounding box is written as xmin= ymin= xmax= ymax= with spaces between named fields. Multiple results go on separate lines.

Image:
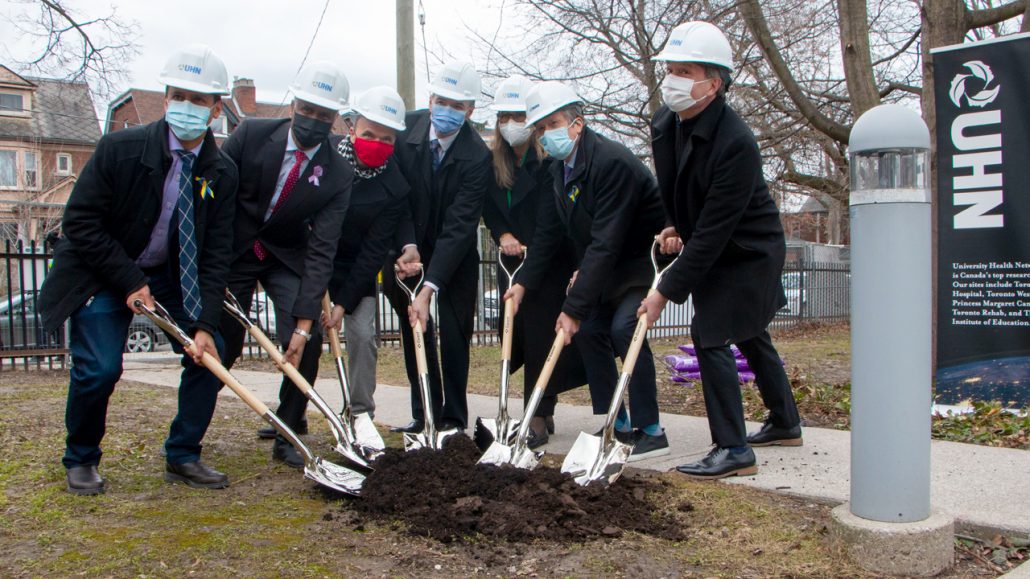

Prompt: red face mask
xmin=352 ymin=137 xmax=394 ymax=168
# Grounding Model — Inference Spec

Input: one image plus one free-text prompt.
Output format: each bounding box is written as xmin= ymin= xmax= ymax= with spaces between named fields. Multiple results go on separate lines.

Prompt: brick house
xmin=0 ymin=65 xmax=100 ymax=244
xmin=105 ymin=77 xmax=347 ymax=140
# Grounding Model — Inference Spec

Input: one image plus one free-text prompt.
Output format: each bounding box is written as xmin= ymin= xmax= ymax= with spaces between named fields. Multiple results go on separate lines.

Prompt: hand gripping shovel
xmin=561 ymin=240 xmax=681 ymax=486
xmin=477 ymin=328 xmax=565 ymax=469
xmin=473 ymin=247 xmax=527 ymax=452
xmin=394 ymin=264 xmax=460 ymax=451
xmin=135 ymin=299 xmax=364 ymax=495
xmin=320 ymin=293 xmax=386 ymax=458
xmin=221 ymin=290 xmax=374 ymax=473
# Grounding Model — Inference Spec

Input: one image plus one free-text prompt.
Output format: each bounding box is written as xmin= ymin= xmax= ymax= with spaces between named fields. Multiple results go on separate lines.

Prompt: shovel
xmin=320 ymin=293 xmax=386 ymax=457
xmin=222 ymin=290 xmax=375 ymax=472
xmin=477 ymin=328 xmax=565 ymax=469
xmin=473 ymin=246 xmax=527 ymax=452
xmin=561 ymin=239 xmax=681 ymax=486
xmin=135 ymin=299 xmax=364 ymax=495
xmin=394 ymin=264 xmax=460 ymax=451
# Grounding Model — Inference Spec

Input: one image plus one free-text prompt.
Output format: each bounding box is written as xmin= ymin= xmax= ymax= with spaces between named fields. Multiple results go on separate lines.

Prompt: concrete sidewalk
xmin=123 ymin=354 xmax=1030 ymax=539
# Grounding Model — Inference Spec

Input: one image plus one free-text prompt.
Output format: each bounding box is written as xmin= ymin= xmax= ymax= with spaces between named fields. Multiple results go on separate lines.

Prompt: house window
xmin=0 ymin=92 xmax=24 ymax=112
xmin=0 ymin=150 xmax=16 ymax=188
xmin=24 ymin=150 xmax=38 ymax=189
xmin=56 ymin=153 xmax=72 ymax=176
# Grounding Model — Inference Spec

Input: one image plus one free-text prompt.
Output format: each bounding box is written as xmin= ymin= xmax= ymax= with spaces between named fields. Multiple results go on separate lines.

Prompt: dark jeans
xmin=692 ymin=327 xmax=801 ymax=448
xmin=63 ymin=268 xmax=225 ymax=468
xmin=573 ymin=286 xmax=660 ymax=429
xmin=219 ymin=252 xmax=323 ymax=431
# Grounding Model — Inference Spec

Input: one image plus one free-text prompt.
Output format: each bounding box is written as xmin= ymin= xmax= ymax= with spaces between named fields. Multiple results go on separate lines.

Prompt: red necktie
xmin=254 ymin=149 xmax=308 ymax=260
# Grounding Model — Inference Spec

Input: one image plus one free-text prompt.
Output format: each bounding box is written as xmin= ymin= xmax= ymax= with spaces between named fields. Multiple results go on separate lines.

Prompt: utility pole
xmin=396 ymin=0 xmax=415 ymax=110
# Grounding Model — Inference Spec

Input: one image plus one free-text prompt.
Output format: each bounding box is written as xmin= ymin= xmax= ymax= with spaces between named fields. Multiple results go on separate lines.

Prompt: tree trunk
xmin=837 ymin=0 xmax=881 ymax=117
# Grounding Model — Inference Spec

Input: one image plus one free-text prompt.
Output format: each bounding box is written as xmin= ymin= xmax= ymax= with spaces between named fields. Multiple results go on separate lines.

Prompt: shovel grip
xmin=247 ymin=326 xmax=312 ymax=394
xmin=500 ymin=298 xmax=515 ymax=361
xmin=321 ymin=293 xmax=345 ymax=359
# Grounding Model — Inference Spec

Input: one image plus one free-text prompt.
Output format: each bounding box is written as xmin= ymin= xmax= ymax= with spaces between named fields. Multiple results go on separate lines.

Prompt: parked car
xmin=483 ymin=289 xmax=500 ymax=330
xmin=779 ymin=271 xmax=806 ymax=316
xmin=0 ymin=291 xmax=168 ymax=353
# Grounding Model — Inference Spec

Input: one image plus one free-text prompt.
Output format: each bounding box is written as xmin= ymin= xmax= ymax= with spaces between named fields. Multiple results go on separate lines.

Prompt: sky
xmin=0 ymin=0 xmax=508 ymax=120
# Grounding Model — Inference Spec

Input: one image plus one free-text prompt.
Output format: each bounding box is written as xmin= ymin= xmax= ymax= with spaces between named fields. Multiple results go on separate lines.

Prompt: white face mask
xmin=660 ymin=75 xmax=712 ymax=113
xmin=499 ymin=120 xmax=533 ymax=147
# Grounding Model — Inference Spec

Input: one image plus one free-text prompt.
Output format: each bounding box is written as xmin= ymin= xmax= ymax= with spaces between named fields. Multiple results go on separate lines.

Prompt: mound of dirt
xmin=352 ymin=435 xmax=689 ymax=543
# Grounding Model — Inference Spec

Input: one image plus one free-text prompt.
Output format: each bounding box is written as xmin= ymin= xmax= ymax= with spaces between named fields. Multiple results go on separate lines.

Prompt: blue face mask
xmin=430 ymin=104 xmax=466 ymax=135
xmin=165 ymin=100 xmax=212 ymax=142
xmin=540 ymin=121 xmax=578 ymax=160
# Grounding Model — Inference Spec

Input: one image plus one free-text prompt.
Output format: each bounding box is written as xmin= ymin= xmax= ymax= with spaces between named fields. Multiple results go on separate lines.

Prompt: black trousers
xmin=385 ymin=257 xmax=478 ymax=428
xmin=573 ymin=286 xmax=660 ymax=429
xmin=219 ymin=252 xmax=323 ymax=431
xmin=691 ymin=326 xmax=800 ymax=448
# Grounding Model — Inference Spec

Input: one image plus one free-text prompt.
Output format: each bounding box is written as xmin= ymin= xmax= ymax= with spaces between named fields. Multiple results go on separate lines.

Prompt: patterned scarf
xmin=337 ymin=137 xmax=387 ymax=180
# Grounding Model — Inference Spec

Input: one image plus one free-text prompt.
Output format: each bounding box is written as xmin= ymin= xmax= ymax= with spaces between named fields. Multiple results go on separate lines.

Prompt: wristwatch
xmin=293 ymin=328 xmax=312 ymax=342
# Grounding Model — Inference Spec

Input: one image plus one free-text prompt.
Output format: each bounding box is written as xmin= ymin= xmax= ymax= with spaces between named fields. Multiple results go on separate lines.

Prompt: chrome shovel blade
xmin=560 ymin=432 xmax=633 ymax=487
xmin=352 ymin=412 xmax=385 ymax=455
xmin=402 ymin=428 xmax=461 ymax=451
xmin=472 ymin=416 xmax=520 ymax=452
xmin=477 ymin=439 xmax=542 ymax=470
xmin=306 ymin=457 xmax=365 ymax=496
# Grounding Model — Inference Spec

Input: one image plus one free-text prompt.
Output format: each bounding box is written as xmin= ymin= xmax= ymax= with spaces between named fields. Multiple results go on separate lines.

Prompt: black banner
xmin=933 ymin=34 xmax=1030 ymax=407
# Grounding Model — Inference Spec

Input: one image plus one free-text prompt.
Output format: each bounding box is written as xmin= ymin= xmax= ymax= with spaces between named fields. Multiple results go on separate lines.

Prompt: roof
xmin=0 ymin=76 xmax=100 ymax=145
xmin=799 ymin=195 xmax=828 ymax=214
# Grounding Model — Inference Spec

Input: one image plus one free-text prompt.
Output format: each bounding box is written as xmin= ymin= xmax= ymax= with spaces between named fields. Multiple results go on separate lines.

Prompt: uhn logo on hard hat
xmin=504 ymin=92 xmax=520 ymax=99
xmin=444 ymin=77 xmax=458 ymax=85
xmin=949 ymin=60 xmax=1000 ymax=108
xmin=670 ymin=39 xmax=683 ymax=46
xmin=178 ymin=64 xmax=202 ymax=75
xmin=382 ymin=104 xmax=398 ymax=114
xmin=312 ymin=81 xmax=333 ymax=92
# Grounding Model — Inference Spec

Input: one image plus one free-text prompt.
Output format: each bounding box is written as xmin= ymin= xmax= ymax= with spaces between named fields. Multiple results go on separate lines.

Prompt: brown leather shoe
xmin=66 ymin=465 xmax=106 ymax=495
xmin=165 ymin=461 xmax=229 ymax=489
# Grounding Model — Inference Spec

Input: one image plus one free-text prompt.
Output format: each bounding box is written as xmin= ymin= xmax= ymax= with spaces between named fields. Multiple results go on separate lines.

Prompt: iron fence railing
xmin=1 ymin=238 xmax=851 ymax=367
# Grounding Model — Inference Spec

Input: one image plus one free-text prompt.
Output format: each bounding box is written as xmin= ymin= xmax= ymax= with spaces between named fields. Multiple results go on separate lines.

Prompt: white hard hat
xmin=428 ymin=60 xmax=481 ymax=102
xmin=492 ymin=75 xmax=535 ymax=112
xmin=157 ymin=44 xmax=230 ymax=95
xmin=351 ymin=86 xmax=406 ymax=131
xmin=524 ymin=81 xmax=582 ymax=127
xmin=290 ymin=60 xmax=350 ymax=111
xmin=654 ymin=21 xmax=734 ymax=73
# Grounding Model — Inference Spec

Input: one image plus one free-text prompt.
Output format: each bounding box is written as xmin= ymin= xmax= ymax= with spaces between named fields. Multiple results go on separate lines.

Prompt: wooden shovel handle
xmin=535 ymin=328 xmax=565 ymax=389
xmin=413 ymin=320 xmax=429 ymax=376
xmin=321 ymin=293 xmax=344 ymax=359
xmin=246 ymin=325 xmax=312 ymax=395
xmin=621 ymin=289 xmax=654 ymax=375
xmin=501 ymin=298 xmax=515 ymax=361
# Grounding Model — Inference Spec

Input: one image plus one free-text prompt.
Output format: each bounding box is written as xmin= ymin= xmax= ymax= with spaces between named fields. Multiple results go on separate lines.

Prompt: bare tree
xmin=5 ymin=0 xmax=138 ymax=98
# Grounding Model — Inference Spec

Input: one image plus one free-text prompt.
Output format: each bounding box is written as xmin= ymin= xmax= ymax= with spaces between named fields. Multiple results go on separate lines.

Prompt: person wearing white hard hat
xmin=385 ymin=60 xmax=491 ymax=433
xmin=218 ymin=60 xmax=353 ymax=468
xmin=39 ymin=44 xmax=239 ymax=493
xmin=481 ymin=75 xmax=586 ymax=448
xmin=507 ymin=81 xmax=670 ymax=461
xmin=639 ymin=21 xmax=802 ymax=479
xmin=320 ymin=86 xmax=412 ymax=419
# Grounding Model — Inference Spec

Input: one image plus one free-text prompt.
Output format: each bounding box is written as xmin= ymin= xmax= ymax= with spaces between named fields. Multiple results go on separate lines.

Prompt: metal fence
xmin=1 ymin=237 xmax=851 ymax=367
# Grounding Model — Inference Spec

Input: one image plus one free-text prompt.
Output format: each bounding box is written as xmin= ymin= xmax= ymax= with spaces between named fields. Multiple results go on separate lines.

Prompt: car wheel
xmin=125 ymin=328 xmax=156 ymax=353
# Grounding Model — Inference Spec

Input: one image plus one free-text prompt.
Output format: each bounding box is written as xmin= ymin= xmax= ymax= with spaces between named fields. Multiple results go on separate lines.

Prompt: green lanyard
xmin=506 ymin=149 xmax=530 ymax=207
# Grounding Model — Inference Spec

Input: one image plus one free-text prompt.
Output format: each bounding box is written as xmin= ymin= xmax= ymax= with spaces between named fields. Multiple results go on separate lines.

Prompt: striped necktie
xmin=175 ymin=151 xmax=202 ymax=321
xmin=430 ymin=139 xmax=442 ymax=172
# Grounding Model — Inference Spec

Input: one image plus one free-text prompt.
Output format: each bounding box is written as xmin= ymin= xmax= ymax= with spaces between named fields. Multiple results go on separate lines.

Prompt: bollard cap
xmin=849 ymin=104 xmax=930 ymax=154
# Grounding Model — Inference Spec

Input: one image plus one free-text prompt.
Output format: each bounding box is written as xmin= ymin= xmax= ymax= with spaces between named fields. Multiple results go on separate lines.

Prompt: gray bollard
xmin=831 ymin=104 xmax=953 ymax=577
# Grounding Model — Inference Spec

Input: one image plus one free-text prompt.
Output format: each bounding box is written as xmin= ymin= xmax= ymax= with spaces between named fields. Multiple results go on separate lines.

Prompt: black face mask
xmin=291 ymin=113 xmax=333 ymax=149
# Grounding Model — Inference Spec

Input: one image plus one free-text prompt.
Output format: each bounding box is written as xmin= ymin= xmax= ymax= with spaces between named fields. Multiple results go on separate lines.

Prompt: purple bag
xmin=738 ymin=371 xmax=756 ymax=383
xmin=678 ymin=344 xmax=696 ymax=356
xmin=664 ymin=354 xmax=700 ymax=373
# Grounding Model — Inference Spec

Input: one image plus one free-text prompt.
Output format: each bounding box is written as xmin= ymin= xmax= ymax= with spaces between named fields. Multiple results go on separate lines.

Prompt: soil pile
xmin=353 ymin=435 xmax=689 ymax=543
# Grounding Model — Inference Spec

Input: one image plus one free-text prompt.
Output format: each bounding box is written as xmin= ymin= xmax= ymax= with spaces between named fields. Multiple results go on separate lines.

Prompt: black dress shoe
xmin=527 ymin=417 xmax=549 ymax=449
xmin=66 ymin=465 xmax=106 ymax=495
xmin=747 ymin=420 xmax=803 ymax=447
xmin=257 ymin=418 xmax=308 ymax=440
xmin=389 ymin=420 xmax=424 ymax=433
xmin=272 ymin=438 xmax=304 ymax=469
xmin=595 ymin=428 xmax=635 ymax=445
xmin=165 ymin=461 xmax=230 ymax=488
xmin=436 ymin=419 xmax=465 ymax=432
xmin=676 ymin=446 xmax=758 ymax=479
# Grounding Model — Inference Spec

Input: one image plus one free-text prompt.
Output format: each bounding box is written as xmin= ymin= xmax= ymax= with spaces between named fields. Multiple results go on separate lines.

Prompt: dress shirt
xmin=137 ymin=130 xmax=203 ymax=267
xmin=264 ymin=129 xmax=321 ymax=221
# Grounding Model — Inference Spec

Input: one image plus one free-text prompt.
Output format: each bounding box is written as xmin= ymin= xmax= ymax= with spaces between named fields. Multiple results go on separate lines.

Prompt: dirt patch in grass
xmin=355 ymin=435 xmax=687 ymax=543
xmin=0 ymin=375 xmax=1008 ymax=576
